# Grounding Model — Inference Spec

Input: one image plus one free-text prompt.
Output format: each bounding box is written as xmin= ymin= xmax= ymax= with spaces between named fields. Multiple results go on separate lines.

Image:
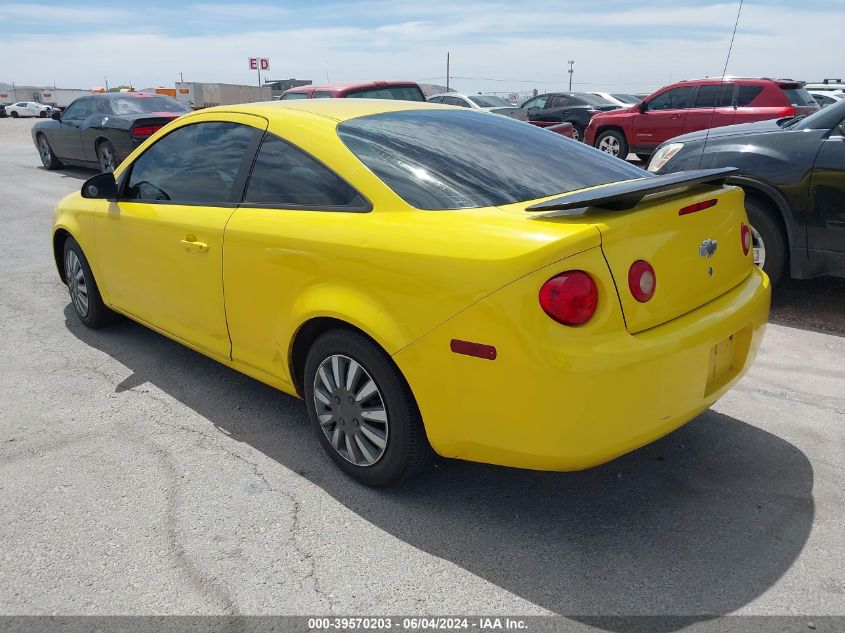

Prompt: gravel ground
xmin=0 ymin=117 xmax=843 ymax=625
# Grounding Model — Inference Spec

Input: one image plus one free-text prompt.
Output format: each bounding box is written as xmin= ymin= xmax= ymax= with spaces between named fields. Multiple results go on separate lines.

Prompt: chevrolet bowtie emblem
xmin=698 ymin=239 xmax=718 ymax=258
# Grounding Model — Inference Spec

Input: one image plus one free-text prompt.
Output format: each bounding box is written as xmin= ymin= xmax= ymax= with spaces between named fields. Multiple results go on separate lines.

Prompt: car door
xmin=222 ymin=131 xmax=370 ymax=386
xmin=682 ymin=84 xmax=736 ymax=134
xmin=522 ymin=95 xmax=549 ymax=122
xmin=807 ymin=116 xmax=845 ymax=262
xmin=95 ymin=114 xmax=266 ymax=359
xmin=633 ymin=86 xmax=696 ymax=151
xmin=539 ymin=95 xmax=573 ymax=122
xmin=50 ymin=98 xmax=93 ymax=160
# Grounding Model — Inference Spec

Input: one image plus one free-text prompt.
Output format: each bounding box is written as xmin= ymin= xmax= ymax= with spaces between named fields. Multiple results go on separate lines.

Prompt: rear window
xmin=346 ymin=86 xmax=425 ymax=101
xmin=110 ymin=96 xmax=190 ymax=115
xmin=337 ymin=109 xmax=645 ymax=210
xmin=781 ymin=87 xmax=817 ymax=107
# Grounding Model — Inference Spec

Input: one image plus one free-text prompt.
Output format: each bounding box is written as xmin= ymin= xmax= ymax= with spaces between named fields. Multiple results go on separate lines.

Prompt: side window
xmin=647 ymin=86 xmax=696 ymax=111
xmin=443 ymin=96 xmax=470 ymax=108
xmin=736 ymin=85 xmax=763 ymax=107
xmin=427 ymin=96 xmax=443 ymax=104
xmin=312 ymin=91 xmax=333 ymax=99
xmin=523 ymin=96 xmax=547 ymax=109
xmin=94 ymin=99 xmax=111 ymax=114
xmin=693 ymin=85 xmax=734 ymax=108
xmin=549 ymin=95 xmax=572 ymax=108
xmin=123 ymin=122 xmax=257 ymax=203
xmin=243 ymin=133 xmax=366 ymax=210
xmin=62 ymin=99 xmax=92 ymax=120
xmin=281 ymin=92 xmax=308 ymax=100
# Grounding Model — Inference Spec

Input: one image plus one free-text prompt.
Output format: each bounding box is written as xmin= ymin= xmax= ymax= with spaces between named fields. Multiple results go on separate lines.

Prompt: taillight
xmin=628 ymin=260 xmax=656 ymax=302
xmin=776 ymin=106 xmax=796 ymax=118
xmin=131 ymin=125 xmax=164 ymax=138
xmin=678 ymin=198 xmax=718 ymax=216
xmin=741 ymin=223 xmax=752 ymax=256
xmin=538 ymin=271 xmax=598 ymax=326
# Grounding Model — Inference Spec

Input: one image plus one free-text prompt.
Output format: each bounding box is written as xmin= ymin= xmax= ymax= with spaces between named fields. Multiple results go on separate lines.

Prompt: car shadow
xmin=36 ymin=165 xmax=94 ymax=181
xmin=770 ymin=276 xmax=845 ymax=336
xmin=63 ymin=305 xmax=814 ymax=630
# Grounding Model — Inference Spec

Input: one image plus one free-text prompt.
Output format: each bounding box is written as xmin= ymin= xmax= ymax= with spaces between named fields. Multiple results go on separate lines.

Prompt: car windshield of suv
xmin=468 ymin=95 xmax=512 ymax=108
xmin=338 ymin=109 xmax=646 ymax=210
xmin=346 ymin=86 xmax=425 ymax=101
xmin=110 ymin=96 xmax=191 ymax=115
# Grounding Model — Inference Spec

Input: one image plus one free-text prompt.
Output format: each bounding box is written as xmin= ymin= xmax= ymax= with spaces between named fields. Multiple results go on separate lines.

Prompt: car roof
xmin=283 ymin=81 xmax=420 ymax=94
xmin=429 ymin=92 xmax=469 ymax=99
xmin=675 ymin=77 xmax=804 ymax=86
xmin=199 ymin=97 xmax=448 ymax=123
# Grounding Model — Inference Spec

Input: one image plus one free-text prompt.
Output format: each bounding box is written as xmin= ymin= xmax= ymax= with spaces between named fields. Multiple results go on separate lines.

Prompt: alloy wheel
xmin=65 ymin=250 xmax=89 ymax=317
xmin=313 ymin=354 xmax=389 ymax=467
xmin=598 ymin=135 xmax=620 ymax=156
xmin=98 ymin=145 xmax=116 ymax=173
xmin=750 ymin=224 xmax=766 ymax=268
xmin=38 ymin=137 xmax=51 ymax=166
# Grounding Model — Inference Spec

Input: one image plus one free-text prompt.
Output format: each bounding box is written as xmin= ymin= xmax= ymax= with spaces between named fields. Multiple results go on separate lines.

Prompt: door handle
xmin=180 ymin=237 xmax=208 ymax=254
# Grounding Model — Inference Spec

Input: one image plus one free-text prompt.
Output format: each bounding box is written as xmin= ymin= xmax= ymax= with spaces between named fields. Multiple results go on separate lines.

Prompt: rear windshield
xmin=337 ymin=109 xmax=646 ymax=210
xmin=345 ymin=86 xmax=425 ymax=101
xmin=781 ymin=87 xmax=816 ymax=106
xmin=469 ymin=95 xmax=512 ymax=108
xmin=110 ymin=96 xmax=190 ymax=114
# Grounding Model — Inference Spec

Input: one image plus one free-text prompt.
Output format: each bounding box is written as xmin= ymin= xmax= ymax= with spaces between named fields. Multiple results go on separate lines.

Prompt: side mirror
xmin=51 ymin=111 xmax=62 ymax=120
xmin=81 ymin=172 xmax=118 ymax=200
xmin=638 ymin=101 xmax=648 ymax=114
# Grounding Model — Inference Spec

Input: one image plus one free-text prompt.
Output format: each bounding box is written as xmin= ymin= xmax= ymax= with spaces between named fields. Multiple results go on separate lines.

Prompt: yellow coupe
xmin=52 ymin=99 xmax=770 ymax=486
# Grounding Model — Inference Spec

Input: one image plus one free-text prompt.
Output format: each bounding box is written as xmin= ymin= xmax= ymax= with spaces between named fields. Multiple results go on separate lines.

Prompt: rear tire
xmin=636 ymin=153 xmax=651 ymax=163
xmin=37 ymin=134 xmax=62 ymax=170
xmin=97 ymin=140 xmax=118 ymax=173
xmin=62 ymin=237 xmax=117 ymax=329
xmin=304 ymin=329 xmax=432 ymax=486
xmin=595 ymin=129 xmax=629 ymax=158
xmin=569 ymin=123 xmax=586 ymax=142
xmin=745 ymin=195 xmax=787 ymax=285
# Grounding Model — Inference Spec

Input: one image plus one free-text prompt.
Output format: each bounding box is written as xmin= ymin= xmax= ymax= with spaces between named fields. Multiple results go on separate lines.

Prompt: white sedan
xmin=5 ymin=102 xmax=54 ymax=118
xmin=426 ymin=93 xmax=528 ymax=121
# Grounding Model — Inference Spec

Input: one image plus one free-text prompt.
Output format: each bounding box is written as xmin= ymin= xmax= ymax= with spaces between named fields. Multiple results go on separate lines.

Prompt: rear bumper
xmin=394 ymin=251 xmax=770 ymax=471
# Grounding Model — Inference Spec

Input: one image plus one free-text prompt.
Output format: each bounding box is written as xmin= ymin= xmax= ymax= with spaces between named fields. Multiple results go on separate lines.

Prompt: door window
xmin=646 ymin=87 xmax=695 ymax=111
xmin=123 ymin=122 xmax=257 ymax=203
xmin=243 ymin=133 xmax=366 ymax=210
xmin=442 ymin=96 xmax=470 ymax=107
xmin=312 ymin=91 xmax=334 ymax=99
xmin=522 ymin=95 xmax=548 ymax=109
xmin=62 ymin=99 xmax=94 ymax=120
xmin=693 ymin=85 xmax=734 ymax=108
xmin=549 ymin=95 xmax=572 ymax=108
xmin=736 ymin=85 xmax=763 ymax=106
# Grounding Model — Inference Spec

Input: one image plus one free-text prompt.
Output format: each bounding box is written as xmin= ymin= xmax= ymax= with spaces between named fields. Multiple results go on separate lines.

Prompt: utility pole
xmin=104 ymin=75 xmax=109 ymax=92
xmin=446 ymin=52 xmax=450 ymax=92
xmin=568 ymin=60 xmax=574 ymax=91
xmin=179 ymin=72 xmax=184 ymax=83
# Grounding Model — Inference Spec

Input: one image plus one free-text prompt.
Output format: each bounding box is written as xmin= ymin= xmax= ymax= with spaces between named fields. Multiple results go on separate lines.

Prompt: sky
xmin=1 ymin=1 xmax=842 ymax=95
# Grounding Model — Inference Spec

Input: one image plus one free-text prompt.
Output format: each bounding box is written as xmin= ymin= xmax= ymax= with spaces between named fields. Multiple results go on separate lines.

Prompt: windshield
xmin=337 ymin=109 xmax=645 ymax=210
xmin=110 ymin=96 xmax=191 ymax=115
xmin=468 ymin=95 xmax=512 ymax=108
xmin=346 ymin=85 xmax=425 ymax=101
xmin=612 ymin=93 xmax=641 ymax=103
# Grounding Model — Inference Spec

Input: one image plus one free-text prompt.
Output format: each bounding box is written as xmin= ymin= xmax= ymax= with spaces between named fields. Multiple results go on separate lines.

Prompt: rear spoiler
xmin=525 ymin=167 xmax=738 ymax=214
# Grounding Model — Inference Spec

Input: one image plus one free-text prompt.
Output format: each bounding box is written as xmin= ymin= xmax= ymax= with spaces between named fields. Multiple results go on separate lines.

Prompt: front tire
xmin=37 ymin=134 xmax=62 ymax=170
xmin=62 ymin=237 xmax=117 ymax=329
xmin=97 ymin=140 xmax=118 ymax=173
xmin=745 ymin=196 xmax=787 ymax=285
xmin=595 ymin=129 xmax=629 ymax=158
xmin=304 ymin=329 xmax=432 ymax=486
xmin=10 ymin=111 xmax=19 ymax=118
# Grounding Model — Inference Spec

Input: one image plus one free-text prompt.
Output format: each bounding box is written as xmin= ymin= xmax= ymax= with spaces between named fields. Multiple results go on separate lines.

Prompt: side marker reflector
xmin=679 ymin=198 xmax=718 ymax=216
xmin=450 ymin=339 xmax=497 ymax=360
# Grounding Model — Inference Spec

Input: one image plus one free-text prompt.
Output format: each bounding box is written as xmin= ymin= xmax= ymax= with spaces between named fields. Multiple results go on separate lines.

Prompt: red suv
xmin=279 ymin=81 xmax=425 ymax=101
xmin=585 ymin=78 xmax=819 ymax=160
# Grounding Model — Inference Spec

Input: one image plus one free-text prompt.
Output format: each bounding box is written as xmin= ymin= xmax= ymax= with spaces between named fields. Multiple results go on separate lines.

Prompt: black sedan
xmin=519 ymin=92 xmax=620 ymax=141
xmin=31 ymin=92 xmax=190 ymax=172
xmin=649 ymin=100 xmax=845 ymax=285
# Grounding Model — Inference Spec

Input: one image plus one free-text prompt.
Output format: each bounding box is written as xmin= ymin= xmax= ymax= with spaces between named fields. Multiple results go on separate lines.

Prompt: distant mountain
xmin=0 ymin=82 xmax=12 ymax=89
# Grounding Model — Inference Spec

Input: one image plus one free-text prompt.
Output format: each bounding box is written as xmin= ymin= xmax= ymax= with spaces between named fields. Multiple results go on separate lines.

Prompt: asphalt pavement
xmin=0 ymin=118 xmax=843 ymax=626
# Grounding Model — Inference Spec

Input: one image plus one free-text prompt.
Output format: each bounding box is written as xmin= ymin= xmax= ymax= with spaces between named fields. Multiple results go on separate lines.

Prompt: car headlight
xmin=647 ymin=142 xmax=684 ymax=173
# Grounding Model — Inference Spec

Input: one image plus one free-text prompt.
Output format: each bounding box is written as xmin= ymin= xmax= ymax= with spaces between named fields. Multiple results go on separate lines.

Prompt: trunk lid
xmin=593 ymin=185 xmax=752 ymax=333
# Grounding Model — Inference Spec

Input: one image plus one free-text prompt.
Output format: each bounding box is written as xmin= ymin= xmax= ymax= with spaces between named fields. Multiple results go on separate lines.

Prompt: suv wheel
xmin=595 ymin=129 xmax=629 ymax=158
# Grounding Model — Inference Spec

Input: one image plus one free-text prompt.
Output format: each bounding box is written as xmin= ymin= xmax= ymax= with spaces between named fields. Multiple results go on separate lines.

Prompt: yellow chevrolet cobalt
xmin=53 ymin=99 xmax=770 ymax=486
